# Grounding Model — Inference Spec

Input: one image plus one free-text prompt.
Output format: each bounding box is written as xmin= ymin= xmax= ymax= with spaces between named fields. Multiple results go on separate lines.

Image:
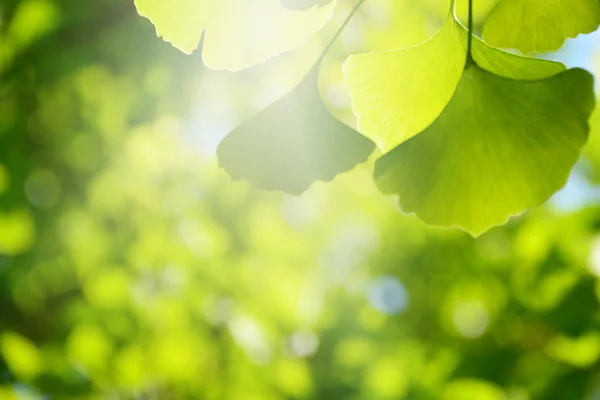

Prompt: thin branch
xmin=315 ymin=0 xmax=367 ymax=66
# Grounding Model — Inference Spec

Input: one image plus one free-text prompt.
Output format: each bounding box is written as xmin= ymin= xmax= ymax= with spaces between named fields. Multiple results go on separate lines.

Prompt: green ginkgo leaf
xmin=375 ymin=66 xmax=594 ymax=236
xmin=483 ymin=0 xmax=600 ymax=54
xmin=343 ymin=14 xmax=565 ymax=153
xmin=217 ymin=67 xmax=375 ymax=195
xmin=134 ymin=0 xmax=336 ymax=71
xmin=344 ymin=12 xmax=595 ymax=235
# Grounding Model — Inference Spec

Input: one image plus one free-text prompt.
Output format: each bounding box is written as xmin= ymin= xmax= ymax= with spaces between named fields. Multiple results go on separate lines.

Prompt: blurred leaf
xmin=66 ymin=325 xmax=112 ymax=376
xmin=365 ymin=356 xmax=409 ymax=398
xmin=5 ymin=0 xmax=60 ymax=50
xmin=545 ymin=332 xmax=600 ymax=367
xmin=82 ymin=268 xmax=131 ymax=309
xmin=0 ymin=210 xmax=36 ymax=255
xmin=275 ymin=359 xmax=313 ymax=397
xmin=443 ymin=379 xmax=504 ymax=400
xmin=113 ymin=345 xmax=146 ymax=389
xmin=1 ymin=332 xmax=42 ymax=381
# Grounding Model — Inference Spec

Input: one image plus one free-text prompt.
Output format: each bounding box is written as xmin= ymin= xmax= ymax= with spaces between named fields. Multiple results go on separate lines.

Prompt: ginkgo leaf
xmin=217 ymin=67 xmax=375 ymax=195
xmin=134 ymin=0 xmax=336 ymax=71
xmin=343 ymin=16 xmax=464 ymax=153
xmin=483 ymin=0 xmax=600 ymax=54
xmin=344 ymin=8 xmax=595 ymax=235
xmin=374 ymin=66 xmax=594 ymax=236
xmin=343 ymin=14 xmax=566 ymax=153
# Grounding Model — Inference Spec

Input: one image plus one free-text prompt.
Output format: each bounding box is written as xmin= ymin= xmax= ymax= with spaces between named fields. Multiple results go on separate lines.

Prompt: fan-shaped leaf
xmin=343 ymin=15 xmax=566 ymax=153
xmin=374 ymin=66 xmax=594 ymax=236
xmin=134 ymin=0 xmax=336 ymax=71
xmin=483 ymin=0 xmax=600 ymax=54
xmin=344 ymin=13 xmax=594 ymax=235
xmin=217 ymin=67 xmax=375 ymax=195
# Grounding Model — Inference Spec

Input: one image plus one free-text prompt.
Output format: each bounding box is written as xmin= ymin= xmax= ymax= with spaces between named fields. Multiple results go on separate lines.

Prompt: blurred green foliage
xmin=2 ymin=0 xmax=600 ymax=399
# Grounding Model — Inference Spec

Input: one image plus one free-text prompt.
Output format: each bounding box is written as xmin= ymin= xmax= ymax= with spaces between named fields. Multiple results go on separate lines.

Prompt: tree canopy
xmin=2 ymin=0 xmax=600 ymax=398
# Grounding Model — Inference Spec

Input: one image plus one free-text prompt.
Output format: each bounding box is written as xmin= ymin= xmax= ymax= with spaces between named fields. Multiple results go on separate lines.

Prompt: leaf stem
xmin=316 ymin=0 xmax=367 ymax=65
xmin=466 ymin=0 xmax=474 ymax=66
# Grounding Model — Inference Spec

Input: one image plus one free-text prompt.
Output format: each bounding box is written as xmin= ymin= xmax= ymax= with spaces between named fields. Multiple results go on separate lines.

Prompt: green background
xmin=2 ymin=0 xmax=600 ymax=398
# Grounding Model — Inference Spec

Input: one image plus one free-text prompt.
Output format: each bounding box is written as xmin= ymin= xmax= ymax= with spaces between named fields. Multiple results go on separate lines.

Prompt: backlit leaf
xmin=374 ymin=66 xmax=594 ymax=235
xmin=483 ymin=0 xmax=600 ymax=53
xmin=343 ymin=14 xmax=565 ymax=153
xmin=134 ymin=0 xmax=336 ymax=71
xmin=345 ymin=13 xmax=594 ymax=235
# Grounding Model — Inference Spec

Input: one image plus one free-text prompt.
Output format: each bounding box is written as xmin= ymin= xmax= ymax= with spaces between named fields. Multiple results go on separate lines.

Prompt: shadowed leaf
xmin=217 ymin=68 xmax=375 ymax=195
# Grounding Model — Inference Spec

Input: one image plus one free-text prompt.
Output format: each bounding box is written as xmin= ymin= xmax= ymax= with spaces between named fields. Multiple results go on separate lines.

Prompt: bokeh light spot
xmin=451 ymin=301 xmax=489 ymax=339
xmin=368 ymin=275 xmax=409 ymax=315
xmin=24 ymin=169 xmax=61 ymax=208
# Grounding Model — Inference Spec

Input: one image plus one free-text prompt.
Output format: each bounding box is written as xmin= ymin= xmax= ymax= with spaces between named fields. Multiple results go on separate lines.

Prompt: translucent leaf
xmin=344 ymin=14 xmax=594 ymax=235
xmin=343 ymin=16 xmax=465 ymax=153
xmin=343 ymin=15 xmax=565 ymax=153
xmin=483 ymin=0 xmax=600 ymax=54
xmin=375 ymin=66 xmax=594 ymax=236
xmin=217 ymin=67 xmax=374 ymax=195
xmin=134 ymin=0 xmax=336 ymax=71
